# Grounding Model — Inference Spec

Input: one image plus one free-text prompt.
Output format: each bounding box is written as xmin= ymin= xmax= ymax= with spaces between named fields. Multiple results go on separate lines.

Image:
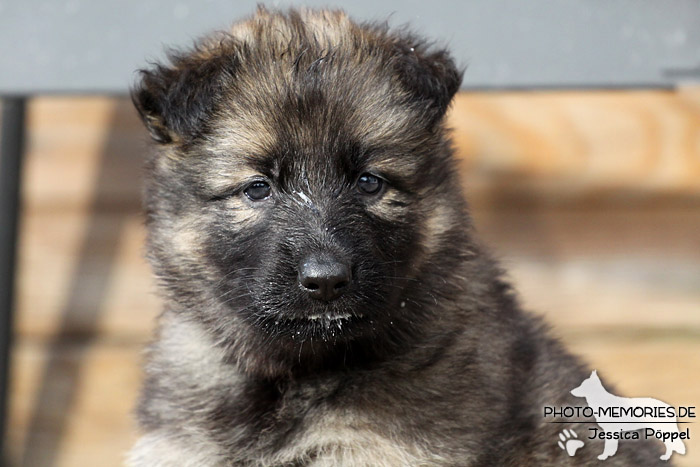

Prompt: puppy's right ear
xmin=131 ymin=52 xmax=231 ymax=144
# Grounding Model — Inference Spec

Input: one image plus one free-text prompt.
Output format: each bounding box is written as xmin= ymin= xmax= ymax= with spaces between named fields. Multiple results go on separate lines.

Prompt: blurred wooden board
xmin=6 ymin=92 xmax=700 ymax=465
xmin=451 ymin=89 xmax=700 ymax=202
xmin=7 ymin=340 xmax=142 ymax=467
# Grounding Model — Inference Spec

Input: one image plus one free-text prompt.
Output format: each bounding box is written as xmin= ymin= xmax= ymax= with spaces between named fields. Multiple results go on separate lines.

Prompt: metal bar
xmin=0 ymin=96 xmax=26 ymax=463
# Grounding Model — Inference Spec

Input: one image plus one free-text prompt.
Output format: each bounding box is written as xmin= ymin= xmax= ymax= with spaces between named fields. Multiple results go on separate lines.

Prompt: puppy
xmin=129 ymin=7 xmax=667 ymax=466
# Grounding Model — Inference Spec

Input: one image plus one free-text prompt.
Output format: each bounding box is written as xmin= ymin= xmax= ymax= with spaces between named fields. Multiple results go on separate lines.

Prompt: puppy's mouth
xmin=277 ymin=309 xmax=367 ymax=327
xmin=256 ymin=307 xmax=371 ymax=340
xmin=305 ymin=311 xmax=362 ymax=321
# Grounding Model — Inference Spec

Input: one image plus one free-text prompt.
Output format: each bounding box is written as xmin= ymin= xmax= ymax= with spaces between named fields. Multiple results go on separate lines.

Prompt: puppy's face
xmin=199 ymin=125 xmax=418 ymax=340
xmin=133 ymin=9 xmax=464 ymax=369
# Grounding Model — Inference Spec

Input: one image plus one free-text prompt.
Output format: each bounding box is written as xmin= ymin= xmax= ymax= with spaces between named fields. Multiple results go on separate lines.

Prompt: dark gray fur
xmin=128 ymin=7 xmax=668 ymax=466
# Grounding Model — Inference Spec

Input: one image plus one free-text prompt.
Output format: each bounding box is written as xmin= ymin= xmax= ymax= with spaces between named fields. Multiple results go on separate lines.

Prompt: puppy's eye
xmin=356 ymin=173 xmax=383 ymax=195
xmin=244 ymin=181 xmax=271 ymax=201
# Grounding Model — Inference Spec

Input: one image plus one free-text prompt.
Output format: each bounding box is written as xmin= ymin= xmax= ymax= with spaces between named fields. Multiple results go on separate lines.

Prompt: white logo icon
xmin=557 ymin=428 xmax=584 ymax=456
xmin=570 ymin=370 xmax=686 ymax=461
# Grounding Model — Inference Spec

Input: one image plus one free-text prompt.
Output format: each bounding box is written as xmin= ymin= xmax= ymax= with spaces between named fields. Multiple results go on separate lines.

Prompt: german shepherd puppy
xmin=129 ymin=7 xmax=667 ymax=466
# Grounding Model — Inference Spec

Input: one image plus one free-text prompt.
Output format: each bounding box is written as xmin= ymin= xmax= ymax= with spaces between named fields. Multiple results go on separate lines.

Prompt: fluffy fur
xmin=129 ymin=7 xmax=667 ymax=466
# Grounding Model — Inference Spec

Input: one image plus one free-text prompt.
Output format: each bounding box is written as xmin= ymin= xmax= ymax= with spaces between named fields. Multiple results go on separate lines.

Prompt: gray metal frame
xmin=0 ymin=98 xmax=25 ymax=461
xmin=1 ymin=0 xmax=699 ymax=93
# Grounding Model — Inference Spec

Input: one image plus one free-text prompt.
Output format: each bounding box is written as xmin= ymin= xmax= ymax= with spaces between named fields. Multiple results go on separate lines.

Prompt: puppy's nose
xmin=298 ymin=254 xmax=352 ymax=301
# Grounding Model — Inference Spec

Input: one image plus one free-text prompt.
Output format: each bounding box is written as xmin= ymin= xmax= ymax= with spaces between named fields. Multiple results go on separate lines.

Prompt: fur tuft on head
xmin=131 ymin=7 xmax=463 ymax=144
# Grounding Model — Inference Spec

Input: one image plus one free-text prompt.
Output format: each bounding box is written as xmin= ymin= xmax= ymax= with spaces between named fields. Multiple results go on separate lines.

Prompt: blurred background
xmin=1 ymin=1 xmax=699 ymax=466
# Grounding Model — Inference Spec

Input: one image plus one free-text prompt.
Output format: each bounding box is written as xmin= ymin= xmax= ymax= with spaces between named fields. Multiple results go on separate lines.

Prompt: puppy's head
xmin=134 ymin=8 xmax=468 ymax=375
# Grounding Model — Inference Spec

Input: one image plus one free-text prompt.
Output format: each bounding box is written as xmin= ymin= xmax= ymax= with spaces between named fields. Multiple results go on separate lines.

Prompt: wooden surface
xmin=5 ymin=92 xmax=700 ymax=466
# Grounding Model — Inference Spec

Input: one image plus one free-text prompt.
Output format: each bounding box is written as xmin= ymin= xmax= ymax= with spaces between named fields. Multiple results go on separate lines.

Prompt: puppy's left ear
xmin=393 ymin=43 xmax=463 ymax=126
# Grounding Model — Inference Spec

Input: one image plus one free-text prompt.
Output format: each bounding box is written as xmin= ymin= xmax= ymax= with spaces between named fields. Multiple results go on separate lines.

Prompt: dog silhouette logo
xmin=570 ymin=370 xmax=686 ymax=461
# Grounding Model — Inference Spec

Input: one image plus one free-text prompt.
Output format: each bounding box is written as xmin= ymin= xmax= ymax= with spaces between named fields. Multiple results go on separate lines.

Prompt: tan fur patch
xmin=223 ymin=197 xmax=262 ymax=224
xmin=206 ymin=114 xmax=277 ymax=163
xmin=371 ymin=154 xmax=421 ymax=179
xmin=366 ymin=189 xmax=411 ymax=221
xmin=421 ymin=202 xmax=452 ymax=257
xmin=201 ymin=160 xmax=261 ymax=195
xmin=226 ymin=7 xmax=355 ymax=52
xmin=168 ymin=216 xmax=203 ymax=257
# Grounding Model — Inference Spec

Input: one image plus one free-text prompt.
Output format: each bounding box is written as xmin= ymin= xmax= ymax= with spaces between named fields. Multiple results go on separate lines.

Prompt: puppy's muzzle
xmin=298 ymin=254 xmax=352 ymax=302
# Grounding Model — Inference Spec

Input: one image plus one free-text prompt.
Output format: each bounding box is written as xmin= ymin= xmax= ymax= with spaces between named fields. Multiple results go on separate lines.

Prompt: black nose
xmin=298 ymin=254 xmax=352 ymax=302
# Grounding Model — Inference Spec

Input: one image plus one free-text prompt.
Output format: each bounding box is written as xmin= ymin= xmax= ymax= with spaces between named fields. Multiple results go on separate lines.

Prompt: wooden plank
xmin=449 ymin=89 xmax=700 ymax=202
xmin=7 ymin=339 xmax=142 ymax=467
xmin=15 ymin=210 xmax=159 ymax=340
xmin=21 ymin=97 xmax=142 ymax=212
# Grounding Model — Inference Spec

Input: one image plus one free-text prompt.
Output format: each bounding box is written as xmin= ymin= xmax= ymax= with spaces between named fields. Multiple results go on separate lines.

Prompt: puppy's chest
xmin=244 ymin=385 xmax=448 ymax=466
xmin=261 ymin=407 xmax=445 ymax=466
